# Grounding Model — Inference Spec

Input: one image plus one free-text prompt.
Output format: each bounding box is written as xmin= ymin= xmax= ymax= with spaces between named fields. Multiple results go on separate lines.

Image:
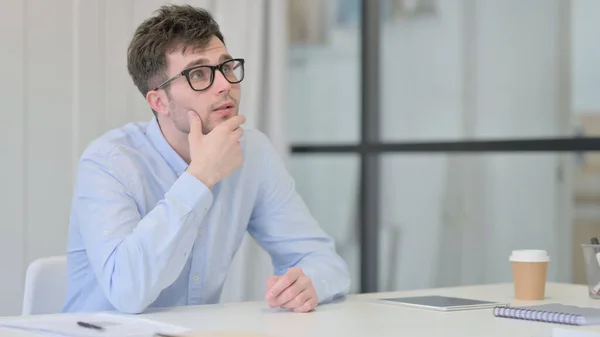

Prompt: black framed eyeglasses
xmin=154 ymin=58 xmax=245 ymax=92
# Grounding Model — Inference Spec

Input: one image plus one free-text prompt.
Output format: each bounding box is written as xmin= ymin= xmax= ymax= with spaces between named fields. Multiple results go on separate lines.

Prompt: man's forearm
xmin=78 ymin=171 xmax=213 ymax=313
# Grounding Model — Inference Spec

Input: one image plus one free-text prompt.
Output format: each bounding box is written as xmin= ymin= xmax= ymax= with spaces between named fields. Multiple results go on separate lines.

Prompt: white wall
xmin=0 ymin=0 xmax=162 ymax=316
xmin=1 ymin=0 xmax=27 ymax=318
xmin=0 ymin=0 xmax=279 ymax=316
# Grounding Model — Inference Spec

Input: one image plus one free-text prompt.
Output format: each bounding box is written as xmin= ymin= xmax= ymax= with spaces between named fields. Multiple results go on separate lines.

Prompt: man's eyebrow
xmin=183 ymin=58 xmax=209 ymax=69
xmin=182 ymin=54 xmax=233 ymax=70
xmin=219 ymin=54 xmax=233 ymax=62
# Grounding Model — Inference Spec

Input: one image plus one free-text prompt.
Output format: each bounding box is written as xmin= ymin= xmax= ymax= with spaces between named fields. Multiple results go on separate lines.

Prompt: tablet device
xmin=378 ymin=295 xmax=505 ymax=311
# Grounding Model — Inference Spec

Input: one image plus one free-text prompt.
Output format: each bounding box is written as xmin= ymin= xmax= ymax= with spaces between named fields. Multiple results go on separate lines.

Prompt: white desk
xmin=2 ymin=282 xmax=600 ymax=337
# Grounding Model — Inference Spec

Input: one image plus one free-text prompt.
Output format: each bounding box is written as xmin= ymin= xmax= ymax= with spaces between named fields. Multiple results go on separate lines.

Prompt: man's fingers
xmin=265 ymin=268 xmax=317 ymax=311
xmin=231 ymin=127 xmax=244 ymax=142
xmin=273 ymin=275 xmax=310 ymax=307
xmin=273 ymin=279 xmax=306 ymax=307
xmin=266 ymin=270 xmax=301 ymax=301
xmin=188 ymin=111 xmax=203 ymax=135
xmin=292 ymin=297 xmax=318 ymax=313
xmin=266 ymin=276 xmax=279 ymax=291
xmin=281 ymin=288 xmax=309 ymax=310
xmin=220 ymin=115 xmax=246 ymax=131
xmin=265 ymin=276 xmax=281 ymax=308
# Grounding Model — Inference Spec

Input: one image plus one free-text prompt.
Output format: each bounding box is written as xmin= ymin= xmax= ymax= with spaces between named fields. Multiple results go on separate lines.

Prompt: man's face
xmin=162 ymin=36 xmax=241 ymax=135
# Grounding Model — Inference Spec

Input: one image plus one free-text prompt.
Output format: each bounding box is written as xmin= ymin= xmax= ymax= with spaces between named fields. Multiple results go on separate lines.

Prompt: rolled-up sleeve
xmin=73 ymin=149 xmax=213 ymax=314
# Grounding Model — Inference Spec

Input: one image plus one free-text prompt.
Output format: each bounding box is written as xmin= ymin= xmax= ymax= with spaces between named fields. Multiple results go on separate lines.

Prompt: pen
xmin=77 ymin=321 xmax=104 ymax=331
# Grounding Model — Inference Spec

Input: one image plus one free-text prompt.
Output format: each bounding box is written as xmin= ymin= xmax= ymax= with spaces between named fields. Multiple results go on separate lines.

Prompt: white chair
xmin=22 ymin=255 xmax=67 ymax=315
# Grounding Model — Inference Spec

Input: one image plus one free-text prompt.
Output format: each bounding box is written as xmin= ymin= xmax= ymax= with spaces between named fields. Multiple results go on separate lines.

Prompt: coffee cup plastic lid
xmin=509 ymin=249 xmax=550 ymax=262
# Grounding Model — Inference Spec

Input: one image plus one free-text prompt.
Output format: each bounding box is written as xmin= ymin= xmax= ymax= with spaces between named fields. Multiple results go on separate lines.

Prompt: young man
xmin=62 ymin=4 xmax=350 ymax=314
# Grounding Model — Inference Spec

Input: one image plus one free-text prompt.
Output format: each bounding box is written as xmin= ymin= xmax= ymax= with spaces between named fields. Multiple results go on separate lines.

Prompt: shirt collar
xmin=146 ymin=116 xmax=189 ymax=177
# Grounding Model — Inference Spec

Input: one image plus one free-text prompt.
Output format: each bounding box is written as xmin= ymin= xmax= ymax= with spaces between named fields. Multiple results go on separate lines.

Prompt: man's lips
xmin=213 ymin=101 xmax=235 ymax=116
xmin=213 ymin=101 xmax=234 ymax=111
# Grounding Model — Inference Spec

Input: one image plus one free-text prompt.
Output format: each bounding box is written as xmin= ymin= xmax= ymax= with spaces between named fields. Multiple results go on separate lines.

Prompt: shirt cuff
xmin=165 ymin=171 xmax=214 ymax=218
xmin=301 ymin=266 xmax=333 ymax=304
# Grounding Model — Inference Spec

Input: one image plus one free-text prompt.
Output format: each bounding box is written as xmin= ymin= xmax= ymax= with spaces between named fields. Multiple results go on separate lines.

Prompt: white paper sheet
xmin=0 ymin=313 xmax=191 ymax=337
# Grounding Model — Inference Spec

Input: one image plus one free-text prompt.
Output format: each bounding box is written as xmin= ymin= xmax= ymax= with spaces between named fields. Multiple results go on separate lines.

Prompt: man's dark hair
xmin=127 ymin=4 xmax=225 ymax=98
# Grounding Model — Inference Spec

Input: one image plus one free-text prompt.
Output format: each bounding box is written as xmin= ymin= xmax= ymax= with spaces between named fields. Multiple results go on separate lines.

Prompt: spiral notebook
xmin=493 ymin=304 xmax=600 ymax=326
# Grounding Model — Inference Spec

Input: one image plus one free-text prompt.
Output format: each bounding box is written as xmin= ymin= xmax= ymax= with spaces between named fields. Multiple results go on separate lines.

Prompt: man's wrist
xmin=167 ymin=171 xmax=215 ymax=215
xmin=186 ymin=166 xmax=217 ymax=190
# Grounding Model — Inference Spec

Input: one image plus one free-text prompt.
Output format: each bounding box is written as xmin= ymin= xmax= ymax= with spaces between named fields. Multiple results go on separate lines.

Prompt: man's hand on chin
xmin=265 ymin=267 xmax=318 ymax=313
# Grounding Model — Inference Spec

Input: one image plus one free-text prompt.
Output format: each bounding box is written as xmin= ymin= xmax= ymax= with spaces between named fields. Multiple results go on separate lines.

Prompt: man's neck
xmin=156 ymin=117 xmax=191 ymax=164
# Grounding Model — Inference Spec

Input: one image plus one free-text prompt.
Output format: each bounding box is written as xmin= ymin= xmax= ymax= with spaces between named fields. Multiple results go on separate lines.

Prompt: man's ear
xmin=146 ymin=90 xmax=170 ymax=117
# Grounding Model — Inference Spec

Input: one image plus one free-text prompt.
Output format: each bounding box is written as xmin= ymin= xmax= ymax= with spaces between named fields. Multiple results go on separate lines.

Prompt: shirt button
xmin=198 ymin=229 xmax=204 ymax=236
xmin=193 ymin=275 xmax=199 ymax=282
xmin=103 ymin=230 xmax=109 ymax=236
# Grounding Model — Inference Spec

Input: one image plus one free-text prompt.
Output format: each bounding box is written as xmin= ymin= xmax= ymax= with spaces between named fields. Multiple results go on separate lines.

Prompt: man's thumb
xmin=188 ymin=111 xmax=202 ymax=135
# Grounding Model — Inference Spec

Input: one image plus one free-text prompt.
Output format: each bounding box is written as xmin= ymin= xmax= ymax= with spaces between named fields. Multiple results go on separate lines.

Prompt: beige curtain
xmin=206 ymin=0 xmax=290 ymax=302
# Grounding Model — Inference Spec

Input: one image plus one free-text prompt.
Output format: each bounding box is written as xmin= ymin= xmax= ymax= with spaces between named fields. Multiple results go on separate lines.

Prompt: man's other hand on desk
xmin=265 ymin=267 xmax=318 ymax=313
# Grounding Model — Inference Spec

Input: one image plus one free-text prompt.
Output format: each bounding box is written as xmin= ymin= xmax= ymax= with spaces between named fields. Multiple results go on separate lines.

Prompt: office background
xmin=1 ymin=0 xmax=600 ymax=316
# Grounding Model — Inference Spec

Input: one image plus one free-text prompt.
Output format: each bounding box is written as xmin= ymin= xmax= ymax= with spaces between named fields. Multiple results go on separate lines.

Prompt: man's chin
xmin=215 ymin=112 xmax=238 ymax=123
xmin=206 ymin=110 xmax=239 ymax=131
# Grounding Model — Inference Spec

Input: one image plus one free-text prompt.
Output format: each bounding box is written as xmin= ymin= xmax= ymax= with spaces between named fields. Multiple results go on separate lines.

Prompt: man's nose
xmin=212 ymin=69 xmax=232 ymax=94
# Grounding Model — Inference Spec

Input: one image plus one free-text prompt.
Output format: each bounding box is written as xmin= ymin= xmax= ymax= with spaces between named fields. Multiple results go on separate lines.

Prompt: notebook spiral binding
xmin=493 ymin=305 xmax=582 ymax=325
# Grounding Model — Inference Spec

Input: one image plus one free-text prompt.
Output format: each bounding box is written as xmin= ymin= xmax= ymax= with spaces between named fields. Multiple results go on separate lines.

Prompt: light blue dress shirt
xmin=62 ymin=117 xmax=350 ymax=314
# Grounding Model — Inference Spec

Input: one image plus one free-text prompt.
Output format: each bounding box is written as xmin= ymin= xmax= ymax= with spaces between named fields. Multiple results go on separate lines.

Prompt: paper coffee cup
xmin=509 ymin=250 xmax=549 ymax=301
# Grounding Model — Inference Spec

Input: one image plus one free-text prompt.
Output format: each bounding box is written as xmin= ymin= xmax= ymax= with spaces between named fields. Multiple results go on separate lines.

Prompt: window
xmin=287 ymin=0 xmax=600 ymax=293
